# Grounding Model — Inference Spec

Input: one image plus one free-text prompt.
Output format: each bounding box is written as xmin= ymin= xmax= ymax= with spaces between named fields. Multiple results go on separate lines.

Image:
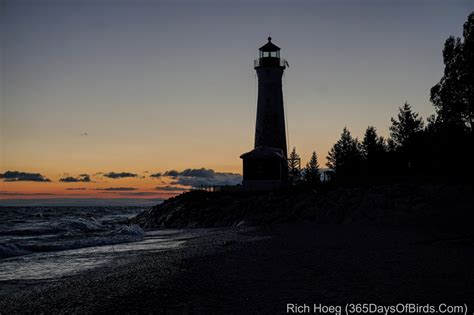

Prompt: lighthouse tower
xmin=240 ymin=37 xmax=289 ymax=191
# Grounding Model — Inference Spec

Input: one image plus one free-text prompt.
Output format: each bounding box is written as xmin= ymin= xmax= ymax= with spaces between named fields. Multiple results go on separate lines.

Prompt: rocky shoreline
xmin=131 ymin=183 xmax=473 ymax=237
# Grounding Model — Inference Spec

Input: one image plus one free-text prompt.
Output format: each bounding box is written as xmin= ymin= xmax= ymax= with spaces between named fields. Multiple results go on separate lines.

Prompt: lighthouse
xmin=240 ymin=37 xmax=289 ymax=191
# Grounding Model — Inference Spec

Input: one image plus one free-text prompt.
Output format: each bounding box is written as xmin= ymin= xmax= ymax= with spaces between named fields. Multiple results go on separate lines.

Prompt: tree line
xmin=290 ymin=12 xmax=473 ymax=185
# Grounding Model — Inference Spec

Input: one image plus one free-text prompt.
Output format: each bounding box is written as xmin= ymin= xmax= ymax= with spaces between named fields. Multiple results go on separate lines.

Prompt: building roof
xmin=258 ymin=37 xmax=280 ymax=52
xmin=240 ymin=146 xmax=286 ymax=160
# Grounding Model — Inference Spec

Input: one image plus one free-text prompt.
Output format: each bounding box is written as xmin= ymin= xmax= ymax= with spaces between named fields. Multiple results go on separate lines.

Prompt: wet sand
xmin=0 ymin=224 xmax=473 ymax=313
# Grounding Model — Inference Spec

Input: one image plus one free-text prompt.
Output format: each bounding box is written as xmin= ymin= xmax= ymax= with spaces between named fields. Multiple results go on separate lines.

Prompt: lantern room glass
xmin=259 ymin=51 xmax=280 ymax=58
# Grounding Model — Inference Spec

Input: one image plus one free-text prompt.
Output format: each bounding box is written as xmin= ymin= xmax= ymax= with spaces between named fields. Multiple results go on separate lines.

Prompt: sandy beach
xmin=1 ymin=223 xmax=473 ymax=313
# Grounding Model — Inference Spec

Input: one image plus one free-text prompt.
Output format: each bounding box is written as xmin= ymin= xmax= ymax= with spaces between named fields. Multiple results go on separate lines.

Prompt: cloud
xmin=0 ymin=171 xmax=51 ymax=182
xmin=0 ymin=191 xmax=57 ymax=196
xmin=180 ymin=168 xmax=215 ymax=178
xmin=94 ymin=187 xmax=138 ymax=191
xmin=150 ymin=172 xmax=162 ymax=178
xmin=97 ymin=191 xmax=160 ymax=196
xmin=119 ymin=192 xmax=160 ymax=196
xmin=59 ymin=174 xmax=91 ymax=182
xmin=103 ymin=172 xmax=137 ymax=179
xmin=170 ymin=174 xmax=241 ymax=188
xmin=157 ymin=168 xmax=242 ymax=188
xmin=163 ymin=170 xmax=179 ymax=177
xmin=155 ymin=186 xmax=188 ymax=191
xmin=65 ymin=188 xmax=87 ymax=191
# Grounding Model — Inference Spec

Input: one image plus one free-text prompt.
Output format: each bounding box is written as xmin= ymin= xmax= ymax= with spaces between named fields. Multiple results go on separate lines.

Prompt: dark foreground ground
xmin=0 ymin=223 xmax=473 ymax=314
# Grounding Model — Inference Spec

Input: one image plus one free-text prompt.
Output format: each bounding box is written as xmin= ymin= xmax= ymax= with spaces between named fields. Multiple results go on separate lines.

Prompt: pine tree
xmin=326 ymin=127 xmax=362 ymax=175
xmin=304 ymin=151 xmax=320 ymax=185
xmin=386 ymin=138 xmax=397 ymax=152
xmin=389 ymin=102 xmax=425 ymax=173
xmin=361 ymin=126 xmax=387 ymax=176
xmin=362 ymin=126 xmax=386 ymax=159
xmin=389 ymin=102 xmax=424 ymax=150
xmin=288 ymin=147 xmax=301 ymax=183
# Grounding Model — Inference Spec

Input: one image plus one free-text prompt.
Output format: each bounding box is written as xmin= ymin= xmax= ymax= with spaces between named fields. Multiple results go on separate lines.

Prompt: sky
xmin=1 ymin=0 xmax=473 ymax=205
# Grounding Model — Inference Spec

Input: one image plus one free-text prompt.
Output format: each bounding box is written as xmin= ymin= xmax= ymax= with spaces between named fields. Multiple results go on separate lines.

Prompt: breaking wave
xmin=0 ymin=206 xmax=146 ymax=260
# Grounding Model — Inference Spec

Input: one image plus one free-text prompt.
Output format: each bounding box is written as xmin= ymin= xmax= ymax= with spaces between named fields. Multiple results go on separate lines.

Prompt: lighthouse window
xmin=260 ymin=51 xmax=280 ymax=58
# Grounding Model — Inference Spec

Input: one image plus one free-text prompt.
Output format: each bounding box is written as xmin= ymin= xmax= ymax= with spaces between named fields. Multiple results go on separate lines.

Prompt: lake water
xmin=0 ymin=206 xmax=199 ymax=281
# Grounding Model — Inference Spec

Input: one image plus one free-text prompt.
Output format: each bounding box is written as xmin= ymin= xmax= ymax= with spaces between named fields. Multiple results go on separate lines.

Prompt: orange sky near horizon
xmin=0 ymin=173 xmax=186 ymax=200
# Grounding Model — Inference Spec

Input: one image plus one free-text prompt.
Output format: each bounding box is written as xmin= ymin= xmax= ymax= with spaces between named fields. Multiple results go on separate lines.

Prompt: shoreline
xmin=1 ymin=223 xmax=473 ymax=313
xmin=133 ymin=184 xmax=473 ymax=233
xmin=0 ymin=226 xmax=265 ymax=313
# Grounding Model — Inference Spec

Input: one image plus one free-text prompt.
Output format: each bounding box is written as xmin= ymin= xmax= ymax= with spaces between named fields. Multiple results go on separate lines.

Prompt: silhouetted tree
xmin=322 ymin=13 xmax=474 ymax=181
xmin=386 ymin=138 xmax=397 ymax=153
xmin=326 ymin=127 xmax=362 ymax=176
xmin=426 ymin=12 xmax=474 ymax=179
xmin=430 ymin=12 xmax=474 ymax=133
xmin=304 ymin=151 xmax=320 ymax=185
xmin=361 ymin=126 xmax=386 ymax=159
xmin=389 ymin=102 xmax=424 ymax=150
xmin=425 ymin=114 xmax=438 ymax=133
xmin=389 ymin=103 xmax=426 ymax=174
xmin=361 ymin=126 xmax=387 ymax=176
xmin=288 ymin=147 xmax=301 ymax=183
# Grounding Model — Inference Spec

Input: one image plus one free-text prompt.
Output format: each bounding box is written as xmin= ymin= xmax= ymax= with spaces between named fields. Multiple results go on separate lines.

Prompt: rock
xmin=129 ymin=184 xmax=473 ymax=230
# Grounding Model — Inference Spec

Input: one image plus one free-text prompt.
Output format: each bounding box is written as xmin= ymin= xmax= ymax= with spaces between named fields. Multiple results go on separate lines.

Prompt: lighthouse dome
xmin=258 ymin=37 xmax=280 ymax=52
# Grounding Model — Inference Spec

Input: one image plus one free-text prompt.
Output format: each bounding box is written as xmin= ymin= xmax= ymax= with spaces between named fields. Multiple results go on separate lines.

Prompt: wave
xmin=1 ymin=217 xmax=110 ymax=237
xmin=56 ymin=217 xmax=107 ymax=232
xmin=0 ymin=243 xmax=32 ymax=259
xmin=0 ymin=224 xmax=145 ymax=260
xmin=114 ymin=224 xmax=144 ymax=236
